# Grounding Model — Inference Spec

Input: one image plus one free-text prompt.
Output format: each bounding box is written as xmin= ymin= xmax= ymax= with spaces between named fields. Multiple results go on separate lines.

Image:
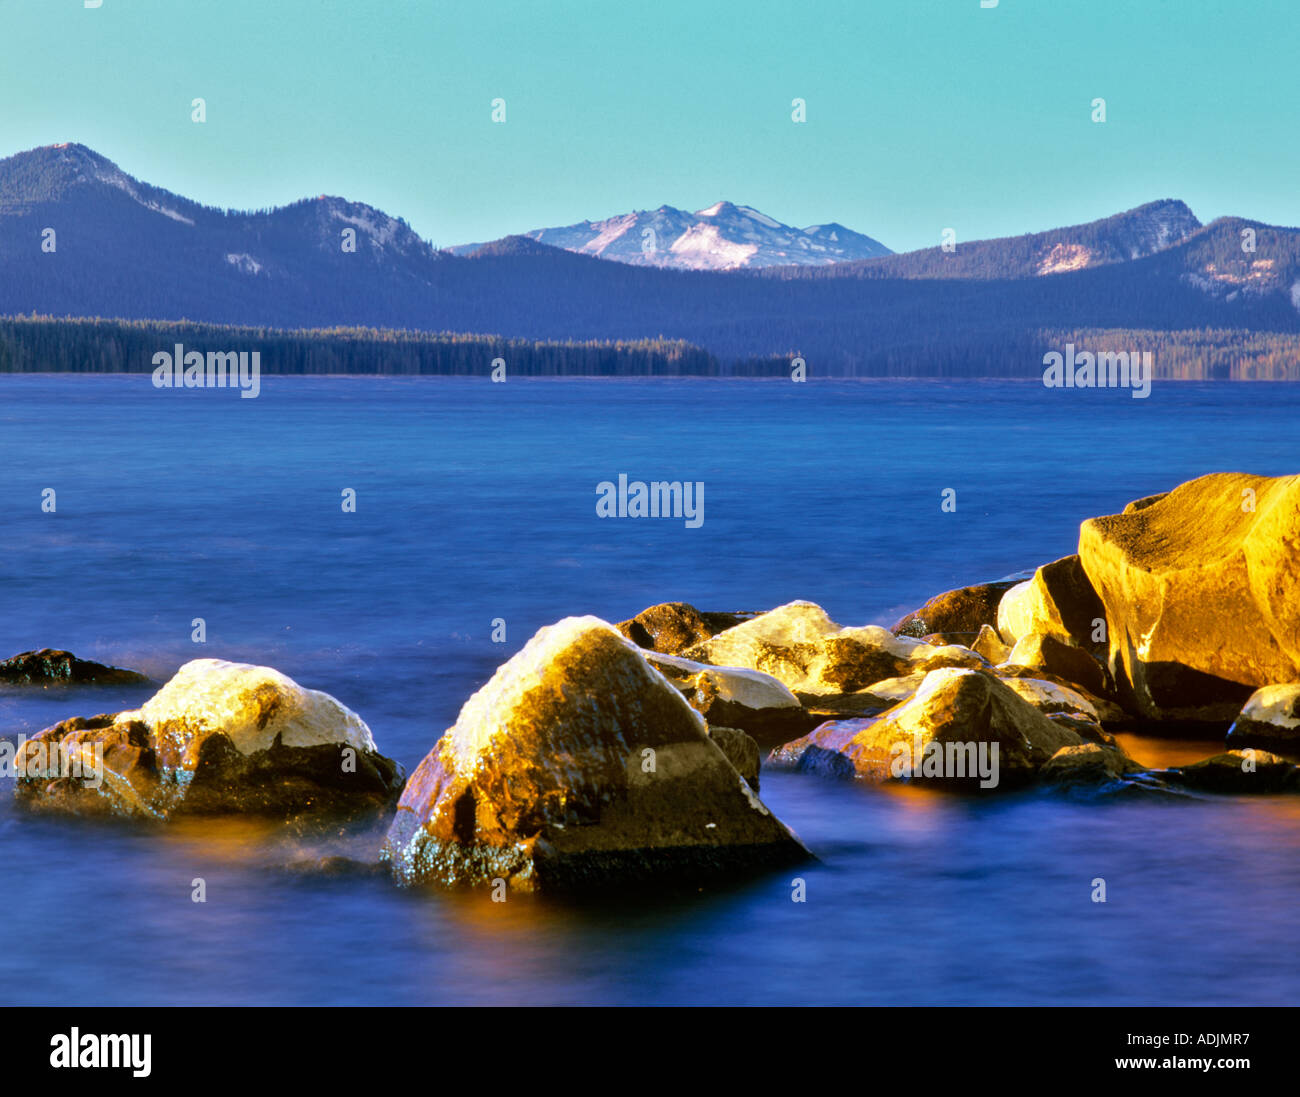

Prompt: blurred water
xmin=1 ymin=374 xmax=1298 ymax=1005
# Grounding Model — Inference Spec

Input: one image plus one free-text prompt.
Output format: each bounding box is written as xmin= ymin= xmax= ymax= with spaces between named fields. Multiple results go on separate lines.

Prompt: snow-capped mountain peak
xmin=450 ymin=202 xmax=892 ymax=270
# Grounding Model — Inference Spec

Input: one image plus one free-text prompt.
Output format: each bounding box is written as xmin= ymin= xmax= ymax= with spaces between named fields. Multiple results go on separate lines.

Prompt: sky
xmin=1 ymin=0 xmax=1297 ymax=253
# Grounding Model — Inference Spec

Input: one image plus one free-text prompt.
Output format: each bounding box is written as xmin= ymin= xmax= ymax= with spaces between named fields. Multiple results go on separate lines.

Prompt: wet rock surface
xmin=11 ymin=659 xmax=402 ymax=821
xmin=0 ymin=649 xmax=148 ymax=686
xmin=382 ymin=617 xmax=808 ymax=893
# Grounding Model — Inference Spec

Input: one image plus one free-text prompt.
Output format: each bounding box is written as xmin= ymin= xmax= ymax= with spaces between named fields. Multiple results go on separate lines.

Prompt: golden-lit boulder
xmin=382 ymin=617 xmax=807 ymax=892
xmin=768 ymin=668 xmax=1083 ymax=787
xmin=11 ymin=659 xmax=401 ymax=820
xmin=1078 ymin=472 xmax=1300 ymax=719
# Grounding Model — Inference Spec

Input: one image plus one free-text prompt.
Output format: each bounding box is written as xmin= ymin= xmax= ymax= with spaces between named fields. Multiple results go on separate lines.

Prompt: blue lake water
xmin=2 ymin=374 xmax=1299 ymax=1005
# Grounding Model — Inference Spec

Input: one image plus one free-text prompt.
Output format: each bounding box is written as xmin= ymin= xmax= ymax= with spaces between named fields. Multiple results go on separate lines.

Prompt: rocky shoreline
xmin=5 ymin=471 xmax=1300 ymax=894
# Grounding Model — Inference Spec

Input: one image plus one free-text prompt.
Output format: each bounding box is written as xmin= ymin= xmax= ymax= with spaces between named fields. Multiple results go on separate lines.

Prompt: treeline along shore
xmin=0 ymin=315 xmax=720 ymax=377
xmin=3 ymin=314 xmax=1300 ymax=379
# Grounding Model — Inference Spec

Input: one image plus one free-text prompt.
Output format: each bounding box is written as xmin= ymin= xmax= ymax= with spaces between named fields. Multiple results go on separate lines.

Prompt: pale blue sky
xmin=2 ymin=0 xmax=1296 ymax=251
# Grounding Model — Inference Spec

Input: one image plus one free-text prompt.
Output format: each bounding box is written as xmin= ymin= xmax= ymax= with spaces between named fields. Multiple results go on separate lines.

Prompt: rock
xmin=920 ymin=632 xmax=980 ymax=648
xmin=1225 ymin=684 xmax=1300 ymax=758
xmin=1005 ymin=632 xmax=1109 ymax=696
xmin=0 ymin=649 xmax=148 ymax=686
xmin=709 ymin=727 xmax=761 ymax=792
xmin=643 ymin=650 xmax=817 ymax=746
xmin=1162 ymin=749 xmax=1300 ymax=794
xmin=768 ymin=668 xmax=1085 ymax=787
xmin=996 ymin=556 xmax=1106 ymax=653
xmin=10 ymin=659 xmax=402 ymax=821
xmin=684 ymin=601 xmax=928 ymax=695
xmin=993 ymin=665 xmax=1126 ymax=723
xmin=972 ymin=624 xmax=1011 ymax=665
xmin=381 ymin=617 xmax=808 ymax=893
xmin=617 ymin=602 xmax=752 ymax=656
xmin=1123 ymin=492 xmax=1167 ymax=514
xmin=915 ymin=644 xmax=990 ymax=673
xmin=892 ymin=580 xmax=1020 ymax=639
xmin=1078 ymin=472 xmax=1300 ymax=720
xmin=1041 ymin=743 xmax=1144 ymax=785
xmin=998 ymin=676 xmax=1099 ymax=719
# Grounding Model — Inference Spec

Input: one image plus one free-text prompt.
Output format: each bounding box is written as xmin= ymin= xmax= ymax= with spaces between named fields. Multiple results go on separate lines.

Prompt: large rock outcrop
xmin=768 ymin=668 xmax=1084 ymax=787
xmin=10 ymin=659 xmax=402 ymax=820
xmin=1078 ymin=473 xmax=1300 ymax=719
xmin=381 ymin=617 xmax=808 ymax=893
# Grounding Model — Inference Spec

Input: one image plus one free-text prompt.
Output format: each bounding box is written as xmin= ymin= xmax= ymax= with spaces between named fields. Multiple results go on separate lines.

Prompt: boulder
xmin=993 ymin=665 xmax=1126 ymax=723
xmin=1078 ymin=472 xmax=1300 ymax=719
xmin=684 ymin=601 xmax=929 ymax=695
xmin=996 ymin=556 xmax=1106 ymax=653
xmin=1005 ymin=632 xmax=1109 ymax=696
xmin=972 ymin=624 xmax=1011 ymax=665
xmin=1162 ymin=749 xmax=1300 ymax=794
xmin=381 ymin=617 xmax=808 ymax=892
xmin=1040 ymin=742 xmax=1144 ymax=786
xmin=920 ymin=632 xmax=981 ymax=648
xmin=617 ymin=602 xmax=752 ymax=656
xmin=1225 ymin=684 xmax=1300 ymax=758
xmin=0 ymin=649 xmax=147 ymax=686
xmin=892 ymin=580 xmax=1020 ymax=639
xmin=9 ymin=659 xmax=402 ymax=820
xmin=644 ymin=650 xmax=817 ymax=746
xmin=768 ymin=668 xmax=1085 ymax=787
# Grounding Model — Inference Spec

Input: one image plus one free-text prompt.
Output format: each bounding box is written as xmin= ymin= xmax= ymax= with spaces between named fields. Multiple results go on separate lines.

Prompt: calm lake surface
xmin=2 ymin=375 xmax=1299 ymax=1005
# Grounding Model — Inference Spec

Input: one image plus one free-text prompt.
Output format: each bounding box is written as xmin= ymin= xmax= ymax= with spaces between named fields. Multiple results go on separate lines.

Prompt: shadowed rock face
xmin=381 ymin=617 xmax=808 ymax=893
xmin=0 ymin=649 xmax=147 ymax=685
xmin=1079 ymin=472 xmax=1300 ymax=719
xmin=617 ymin=602 xmax=753 ymax=656
xmin=769 ymin=668 xmax=1085 ymax=787
xmin=892 ymin=581 xmax=1020 ymax=639
xmin=1226 ymin=684 xmax=1300 ymax=758
xmin=11 ymin=659 xmax=402 ymax=821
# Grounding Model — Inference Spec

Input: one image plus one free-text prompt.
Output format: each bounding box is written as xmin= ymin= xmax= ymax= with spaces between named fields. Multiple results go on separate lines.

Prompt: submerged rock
xmin=11 ymin=659 xmax=402 ymax=821
xmin=892 ymin=580 xmax=1020 ymax=639
xmin=382 ymin=617 xmax=808 ymax=893
xmin=769 ymin=668 xmax=1084 ymax=787
xmin=1162 ymin=750 xmax=1300 ymax=794
xmin=1079 ymin=472 xmax=1300 ymax=720
xmin=1225 ymin=684 xmax=1300 ymax=758
xmin=0 ymin=649 xmax=147 ymax=686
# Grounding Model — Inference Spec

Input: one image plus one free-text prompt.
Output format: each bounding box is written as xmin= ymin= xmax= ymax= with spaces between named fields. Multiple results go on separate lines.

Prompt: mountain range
xmin=2 ymin=143 xmax=1299 ymax=375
